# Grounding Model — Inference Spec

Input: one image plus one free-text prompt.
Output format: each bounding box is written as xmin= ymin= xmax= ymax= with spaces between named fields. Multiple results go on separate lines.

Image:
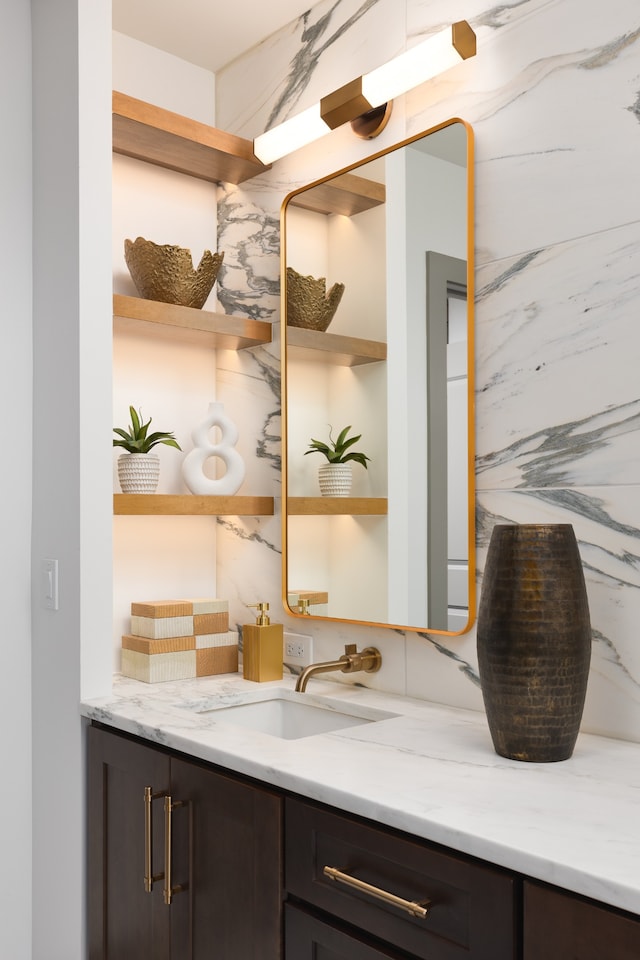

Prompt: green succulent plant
xmin=113 ymin=406 xmax=182 ymax=454
xmin=304 ymin=424 xmax=370 ymax=469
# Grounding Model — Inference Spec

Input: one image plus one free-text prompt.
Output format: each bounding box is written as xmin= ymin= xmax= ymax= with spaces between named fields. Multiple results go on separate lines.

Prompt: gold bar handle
xmin=323 ymin=865 xmax=431 ymax=919
xmin=143 ymin=787 xmax=165 ymax=893
xmin=163 ymin=796 xmax=186 ymax=906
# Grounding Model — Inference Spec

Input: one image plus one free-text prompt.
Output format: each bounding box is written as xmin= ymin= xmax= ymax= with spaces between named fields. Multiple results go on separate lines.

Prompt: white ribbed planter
xmin=318 ymin=463 xmax=352 ymax=497
xmin=117 ymin=453 xmax=160 ymax=493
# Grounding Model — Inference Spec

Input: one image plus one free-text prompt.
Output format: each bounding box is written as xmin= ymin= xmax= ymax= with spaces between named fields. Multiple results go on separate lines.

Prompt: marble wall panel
xmin=475 ymin=220 xmax=640 ymax=489
xmin=216 ymin=0 xmax=403 ymax=138
xmin=408 ymin=0 xmax=640 ymax=260
xmin=216 ymin=0 xmax=640 ymax=742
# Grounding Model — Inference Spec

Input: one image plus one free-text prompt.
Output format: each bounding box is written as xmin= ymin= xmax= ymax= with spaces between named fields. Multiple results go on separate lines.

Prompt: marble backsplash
xmin=211 ymin=0 xmax=640 ymax=742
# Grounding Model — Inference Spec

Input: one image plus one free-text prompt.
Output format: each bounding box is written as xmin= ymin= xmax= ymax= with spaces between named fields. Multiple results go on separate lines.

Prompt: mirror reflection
xmin=282 ymin=119 xmax=474 ymax=634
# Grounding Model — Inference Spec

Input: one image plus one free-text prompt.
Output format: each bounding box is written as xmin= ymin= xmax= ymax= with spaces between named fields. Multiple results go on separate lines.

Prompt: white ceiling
xmin=112 ymin=0 xmax=314 ymax=73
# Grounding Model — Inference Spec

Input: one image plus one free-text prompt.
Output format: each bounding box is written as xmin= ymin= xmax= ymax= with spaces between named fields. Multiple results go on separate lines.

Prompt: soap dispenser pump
xmin=243 ymin=602 xmax=283 ymax=682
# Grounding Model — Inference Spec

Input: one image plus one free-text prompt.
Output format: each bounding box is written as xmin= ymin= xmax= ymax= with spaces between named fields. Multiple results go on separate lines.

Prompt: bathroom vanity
xmin=83 ymin=675 xmax=640 ymax=959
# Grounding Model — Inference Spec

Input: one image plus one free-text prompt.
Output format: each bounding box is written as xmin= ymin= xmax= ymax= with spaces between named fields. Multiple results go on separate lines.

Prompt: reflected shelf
xmin=286 ymin=326 xmax=386 ymax=366
xmin=114 ymin=495 xmax=275 ymax=516
xmin=288 ymin=172 xmax=385 ymax=217
xmin=288 ymin=497 xmax=387 ymax=516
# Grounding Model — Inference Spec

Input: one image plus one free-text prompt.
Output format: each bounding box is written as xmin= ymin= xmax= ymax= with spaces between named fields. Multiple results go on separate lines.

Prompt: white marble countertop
xmin=81 ymin=674 xmax=640 ymax=916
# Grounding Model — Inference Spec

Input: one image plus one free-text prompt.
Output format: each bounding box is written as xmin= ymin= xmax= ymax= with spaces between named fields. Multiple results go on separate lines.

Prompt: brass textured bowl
xmin=286 ymin=266 xmax=345 ymax=332
xmin=124 ymin=237 xmax=224 ymax=309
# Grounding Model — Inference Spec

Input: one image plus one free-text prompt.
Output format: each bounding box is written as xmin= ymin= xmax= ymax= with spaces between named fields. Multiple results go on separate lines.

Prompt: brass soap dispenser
xmin=242 ymin=602 xmax=283 ymax=682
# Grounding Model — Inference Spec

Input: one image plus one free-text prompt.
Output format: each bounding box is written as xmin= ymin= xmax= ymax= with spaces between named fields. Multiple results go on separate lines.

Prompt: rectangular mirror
xmin=282 ymin=118 xmax=474 ymax=634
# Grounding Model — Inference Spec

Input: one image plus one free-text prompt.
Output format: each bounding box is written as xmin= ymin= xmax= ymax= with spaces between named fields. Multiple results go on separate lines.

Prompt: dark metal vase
xmin=477 ymin=524 xmax=592 ymax=762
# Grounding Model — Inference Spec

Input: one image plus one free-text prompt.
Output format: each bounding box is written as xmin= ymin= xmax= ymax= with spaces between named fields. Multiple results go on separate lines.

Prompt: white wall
xmin=386 ymin=143 xmax=467 ymax=628
xmin=31 ymin=1 xmax=112 ymax=956
xmin=112 ymin=30 xmax=215 ymax=124
xmin=1 ymin=4 xmax=32 ymax=956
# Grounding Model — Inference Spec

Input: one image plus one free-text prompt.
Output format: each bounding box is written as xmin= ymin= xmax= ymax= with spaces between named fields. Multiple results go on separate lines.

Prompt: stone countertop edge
xmin=80 ymin=673 xmax=640 ymax=916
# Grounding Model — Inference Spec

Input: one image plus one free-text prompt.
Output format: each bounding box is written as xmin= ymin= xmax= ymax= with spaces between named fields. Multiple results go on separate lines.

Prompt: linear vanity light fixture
xmin=253 ymin=20 xmax=476 ymax=164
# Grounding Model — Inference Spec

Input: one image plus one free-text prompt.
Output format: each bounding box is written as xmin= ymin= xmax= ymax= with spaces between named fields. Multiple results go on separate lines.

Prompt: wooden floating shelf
xmin=113 ymin=294 xmax=272 ymax=350
xmin=289 ymin=172 xmax=385 ymax=217
xmin=112 ymin=91 xmax=270 ymax=185
xmin=286 ymin=326 xmax=386 ymax=366
xmin=288 ymin=497 xmax=388 ymax=516
xmin=114 ymin=495 xmax=275 ymax=516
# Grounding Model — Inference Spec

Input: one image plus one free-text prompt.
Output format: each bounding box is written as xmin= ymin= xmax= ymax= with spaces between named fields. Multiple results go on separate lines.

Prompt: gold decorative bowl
xmin=286 ymin=267 xmax=345 ymax=332
xmin=124 ymin=237 xmax=224 ymax=309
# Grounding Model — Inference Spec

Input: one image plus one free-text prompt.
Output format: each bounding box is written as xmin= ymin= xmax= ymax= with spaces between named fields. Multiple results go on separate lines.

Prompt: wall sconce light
xmin=253 ymin=20 xmax=476 ymax=164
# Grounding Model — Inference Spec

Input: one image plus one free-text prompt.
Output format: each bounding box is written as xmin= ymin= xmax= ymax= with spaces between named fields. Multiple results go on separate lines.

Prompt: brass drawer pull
xmin=143 ymin=786 xmax=165 ymax=893
xmin=163 ymin=796 xmax=187 ymax=905
xmin=323 ymin=865 xmax=431 ymax=919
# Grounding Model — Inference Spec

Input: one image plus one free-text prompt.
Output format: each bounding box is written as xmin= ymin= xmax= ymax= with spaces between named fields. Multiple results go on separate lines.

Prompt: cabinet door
xmin=170 ymin=756 xmax=283 ymax=960
xmin=285 ymin=903 xmax=408 ymax=959
xmin=524 ymin=881 xmax=640 ymax=960
xmin=87 ymin=725 xmax=171 ymax=960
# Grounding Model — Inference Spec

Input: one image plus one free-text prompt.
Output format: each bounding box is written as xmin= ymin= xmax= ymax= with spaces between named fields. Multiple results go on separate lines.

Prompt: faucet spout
xmin=295 ymin=644 xmax=382 ymax=693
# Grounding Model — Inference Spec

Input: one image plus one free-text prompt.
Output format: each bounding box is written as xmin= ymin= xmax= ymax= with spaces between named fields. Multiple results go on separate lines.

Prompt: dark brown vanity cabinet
xmin=87 ymin=725 xmax=283 ymax=959
xmin=523 ymin=881 xmax=640 ymax=960
xmin=88 ymin=724 xmax=640 ymax=960
xmin=284 ymin=798 xmax=518 ymax=960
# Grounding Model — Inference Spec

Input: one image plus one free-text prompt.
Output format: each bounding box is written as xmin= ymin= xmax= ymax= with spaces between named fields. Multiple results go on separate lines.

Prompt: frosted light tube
xmin=253 ymin=104 xmax=329 ymax=164
xmin=252 ymin=22 xmax=475 ymax=163
xmin=362 ymin=28 xmax=464 ymax=108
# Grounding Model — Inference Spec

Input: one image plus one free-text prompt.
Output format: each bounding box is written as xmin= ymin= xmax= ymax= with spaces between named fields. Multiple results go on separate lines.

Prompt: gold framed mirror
xmin=282 ymin=118 xmax=475 ymax=634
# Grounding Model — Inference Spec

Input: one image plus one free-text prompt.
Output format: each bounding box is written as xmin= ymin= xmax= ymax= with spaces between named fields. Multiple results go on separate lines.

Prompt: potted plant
xmin=304 ymin=424 xmax=370 ymax=497
xmin=113 ymin=406 xmax=181 ymax=494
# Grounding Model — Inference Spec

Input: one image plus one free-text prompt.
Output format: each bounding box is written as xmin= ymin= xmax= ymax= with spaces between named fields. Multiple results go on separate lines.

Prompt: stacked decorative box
xmin=121 ymin=599 xmax=237 ymax=683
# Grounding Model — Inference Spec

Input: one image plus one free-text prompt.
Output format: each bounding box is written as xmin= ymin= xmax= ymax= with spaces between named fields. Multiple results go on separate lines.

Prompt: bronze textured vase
xmin=286 ymin=266 xmax=345 ymax=331
xmin=477 ymin=524 xmax=591 ymax=762
xmin=124 ymin=237 xmax=224 ymax=309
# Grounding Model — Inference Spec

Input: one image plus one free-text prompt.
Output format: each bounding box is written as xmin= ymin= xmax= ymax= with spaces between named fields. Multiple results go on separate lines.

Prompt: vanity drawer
xmin=285 ymin=902 xmax=411 ymax=959
xmin=285 ymin=798 xmax=517 ymax=960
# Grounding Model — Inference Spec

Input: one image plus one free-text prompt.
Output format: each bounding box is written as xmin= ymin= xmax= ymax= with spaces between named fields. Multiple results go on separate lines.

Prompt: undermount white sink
xmin=198 ymin=692 xmax=397 ymax=740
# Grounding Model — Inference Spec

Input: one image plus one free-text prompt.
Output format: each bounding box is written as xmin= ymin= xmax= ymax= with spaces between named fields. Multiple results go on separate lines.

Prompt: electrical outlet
xmin=283 ymin=631 xmax=313 ymax=667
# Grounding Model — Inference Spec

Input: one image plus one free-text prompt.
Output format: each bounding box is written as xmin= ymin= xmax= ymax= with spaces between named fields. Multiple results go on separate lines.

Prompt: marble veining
xmin=81 ymin=675 xmax=640 ymax=915
xmin=416 ymin=632 xmax=481 ymax=687
xmin=216 ymin=184 xmax=281 ymax=322
xmin=264 ymin=0 xmax=382 ymax=131
xmin=216 ymin=0 xmax=403 ymax=138
xmin=476 ymin=401 xmax=640 ymax=489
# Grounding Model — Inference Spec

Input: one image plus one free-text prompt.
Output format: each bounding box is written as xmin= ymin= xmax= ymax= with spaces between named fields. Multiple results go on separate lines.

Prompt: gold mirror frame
xmin=281 ymin=118 xmax=475 ymax=635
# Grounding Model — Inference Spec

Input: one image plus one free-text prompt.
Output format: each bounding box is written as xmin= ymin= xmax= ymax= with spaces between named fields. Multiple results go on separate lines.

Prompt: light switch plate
xmin=42 ymin=558 xmax=59 ymax=610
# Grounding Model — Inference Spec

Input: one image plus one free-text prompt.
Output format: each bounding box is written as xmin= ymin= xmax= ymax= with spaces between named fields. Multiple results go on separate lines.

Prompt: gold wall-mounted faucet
xmin=295 ymin=644 xmax=382 ymax=693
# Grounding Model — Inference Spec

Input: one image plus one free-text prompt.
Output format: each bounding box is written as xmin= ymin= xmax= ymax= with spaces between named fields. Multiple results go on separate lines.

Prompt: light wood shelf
xmin=113 ymin=294 xmax=272 ymax=350
xmin=112 ymin=91 xmax=270 ymax=185
xmin=286 ymin=326 xmax=386 ymax=366
xmin=288 ymin=497 xmax=387 ymax=516
xmin=289 ymin=172 xmax=385 ymax=217
xmin=114 ymin=495 xmax=275 ymax=516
